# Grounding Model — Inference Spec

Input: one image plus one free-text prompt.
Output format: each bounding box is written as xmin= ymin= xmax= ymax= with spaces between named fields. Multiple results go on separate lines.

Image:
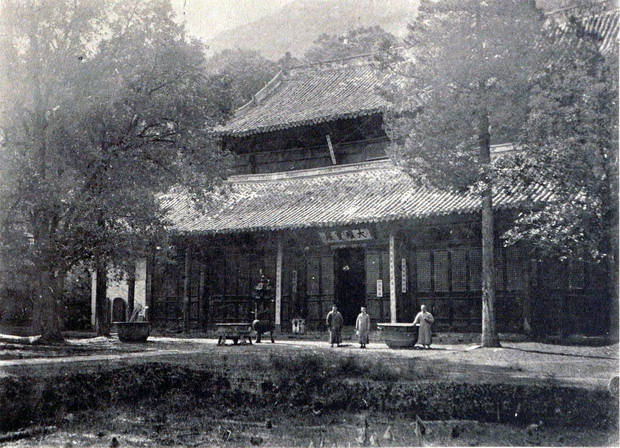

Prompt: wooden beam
xmin=389 ymin=232 xmax=397 ymax=323
xmin=275 ymin=235 xmax=283 ymax=330
xmin=326 ymin=134 xmax=337 ymax=165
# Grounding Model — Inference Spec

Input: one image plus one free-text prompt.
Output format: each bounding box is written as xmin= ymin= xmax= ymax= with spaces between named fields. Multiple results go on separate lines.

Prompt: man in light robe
xmin=355 ymin=307 xmax=370 ymax=348
xmin=326 ymin=305 xmax=344 ymax=347
xmin=413 ymin=304 xmax=435 ymax=349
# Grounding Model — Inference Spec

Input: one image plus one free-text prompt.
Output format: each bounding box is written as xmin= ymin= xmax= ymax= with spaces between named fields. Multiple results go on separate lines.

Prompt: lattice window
xmin=494 ymin=248 xmax=505 ymax=291
xmin=569 ymin=260 xmax=585 ymax=289
xmin=416 ymin=251 xmax=432 ymax=292
xmin=307 ymin=257 xmax=320 ymax=296
xmin=366 ymin=252 xmax=381 ymax=294
xmin=505 ymin=245 xmax=524 ymax=291
xmin=468 ymin=248 xmax=482 ymax=291
xmin=321 ymin=256 xmax=334 ymax=295
xmin=226 ymin=257 xmax=237 ymax=296
xmin=451 ymin=249 xmax=468 ymax=292
xmin=434 ymin=250 xmax=450 ymax=292
xmin=381 ymin=252 xmax=390 ymax=285
xmin=237 ymin=258 xmax=250 ymax=296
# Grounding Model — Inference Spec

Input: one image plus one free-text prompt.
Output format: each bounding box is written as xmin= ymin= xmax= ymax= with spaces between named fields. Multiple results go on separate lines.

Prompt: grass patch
xmin=0 ymin=358 xmax=617 ymax=433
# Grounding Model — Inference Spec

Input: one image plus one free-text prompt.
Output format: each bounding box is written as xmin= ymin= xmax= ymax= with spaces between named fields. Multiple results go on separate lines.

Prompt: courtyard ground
xmin=0 ymin=333 xmax=618 ymax=447
xmin=1 ymin=333 xmax=618 ymax=389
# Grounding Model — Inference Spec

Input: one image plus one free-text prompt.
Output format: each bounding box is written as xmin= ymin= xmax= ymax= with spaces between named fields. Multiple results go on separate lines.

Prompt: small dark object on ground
xmin=253 ymin=319 xmax=275 ymax=344
xmin=452 ymin=425 xmax=461 ymax=438
xmin=250 ymin=435 xmax=264 ymax=445
xmin=110 ymin=436 xmax=119 ymax=447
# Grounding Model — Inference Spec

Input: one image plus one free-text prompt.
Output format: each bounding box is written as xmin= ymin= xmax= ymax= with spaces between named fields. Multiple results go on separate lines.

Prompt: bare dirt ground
xmin=1 ymin=335 xmax=618 ymax=390
xmin=4 ymin=408 xmax=619 ymax=447
xmin=1 ymin=335 xmax=618 ymax=447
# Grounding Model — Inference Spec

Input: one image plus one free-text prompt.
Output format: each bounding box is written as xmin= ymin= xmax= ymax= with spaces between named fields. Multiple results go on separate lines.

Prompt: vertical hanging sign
xmin=376 ymin=279 xmax=383 ymax=297
xmin=401 ymin=258 xmax=408 ymax=293
xmin=275 ymin=237 xmax=283 ymax=327
xmin=389 ymin=233 xmax=397 ymax=323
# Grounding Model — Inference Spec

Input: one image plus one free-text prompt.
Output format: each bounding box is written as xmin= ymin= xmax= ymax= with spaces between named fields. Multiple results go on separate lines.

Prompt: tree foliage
xmin=0 ymin=0 xmax=231 ymax=340
xmin=385 ymin=0 xmax=549 ymax=189
xmin=205 ymin=49 xmax=279 ymax=114
xmin=500 ymin=23 xmax=617 ymax=260
xmin=304 ymin=26 xmax=399 ymax=63
xmin=384 ymin=0 xmax=553 ymax=346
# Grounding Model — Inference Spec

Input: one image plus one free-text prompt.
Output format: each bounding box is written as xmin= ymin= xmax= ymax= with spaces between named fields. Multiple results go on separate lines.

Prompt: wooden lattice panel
xmin=416 ymin=251 xmax=432 ymax=292
xmin=434 ymin=250 xmax=450 ymax=292
xmin=307 ymin=257 xmax=320 ymax=296
xmin=451 ymin=249 xmax=468 ymax=292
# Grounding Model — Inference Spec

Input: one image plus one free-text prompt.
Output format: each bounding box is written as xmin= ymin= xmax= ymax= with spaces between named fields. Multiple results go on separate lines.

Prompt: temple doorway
xmin=335 ymin=247 xmax=366 ymax=325
xmin=111 ymin=297 xmax=127 ymax=322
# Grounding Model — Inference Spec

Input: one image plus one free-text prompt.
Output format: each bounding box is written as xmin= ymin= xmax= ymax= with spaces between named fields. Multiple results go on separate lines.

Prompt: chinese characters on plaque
xmin=401 ymin=258 xmax=407 ymax=293
xmin=318 ymin=228 xmax=373 ymax=244
xmin=376 ymin=279 xmax=383 ymax=297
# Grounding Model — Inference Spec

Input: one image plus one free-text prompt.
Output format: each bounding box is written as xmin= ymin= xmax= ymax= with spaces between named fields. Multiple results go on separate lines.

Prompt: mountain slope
xmin=206 ymin=0 xmax=417 ymax=60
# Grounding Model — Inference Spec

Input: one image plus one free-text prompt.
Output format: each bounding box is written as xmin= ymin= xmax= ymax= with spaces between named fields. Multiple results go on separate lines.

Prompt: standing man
xmin=413 ymin=304 xmax=435 ymax=349
xmin=355 ymin=307 xmax=370 ymax=348
xmin=326 ymin=305 xmax=344 ymax=347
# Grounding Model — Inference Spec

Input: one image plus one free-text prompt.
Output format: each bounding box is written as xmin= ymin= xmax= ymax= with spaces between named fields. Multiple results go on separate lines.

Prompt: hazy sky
xmin=172 ymin=0 xmax=294 ymax=43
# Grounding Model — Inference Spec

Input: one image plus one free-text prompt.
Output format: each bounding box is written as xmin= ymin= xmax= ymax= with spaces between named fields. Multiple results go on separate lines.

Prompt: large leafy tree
xmin=500 ymin=13 xmax=618 ymax=339
xmin=0 ymin=0 xmax=231 ymax=341
xmin=385 ymin=0 xmax=552 ymax=347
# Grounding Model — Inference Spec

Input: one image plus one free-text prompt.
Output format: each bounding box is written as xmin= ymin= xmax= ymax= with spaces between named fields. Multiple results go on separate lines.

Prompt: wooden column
xmin=145 ymin=251 xmax=154 ymax=323
xmin=275 ymin=235 xmax=283 ymax=331
xmin=126 ymin=265 xmax=136 ymax=321
xmin=198 ymin=261 xmax=206 ymax=330
xmin=522 ymin=257 xmax=533 ymax=336
xmin=389 ymin=232 xmax=397 ymax=323
xmin=182 ymin=245 xmax=191 ymax=333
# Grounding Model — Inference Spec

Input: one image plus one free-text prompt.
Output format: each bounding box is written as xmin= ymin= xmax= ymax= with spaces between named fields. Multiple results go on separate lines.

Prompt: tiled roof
xmin=214 ymin=56 xmax=390 ymax=137
xmin=163 ymin=159 xmax=552 ymax=235
xmin=581 ymin=9 xmax=619 ymax=55
xmin=551 ymin=8 xmax=619 ymax=56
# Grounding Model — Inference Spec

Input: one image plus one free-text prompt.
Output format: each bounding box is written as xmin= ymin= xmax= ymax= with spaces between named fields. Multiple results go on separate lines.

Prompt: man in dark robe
xmin=326 ymin=305 xmax=344 ymax=347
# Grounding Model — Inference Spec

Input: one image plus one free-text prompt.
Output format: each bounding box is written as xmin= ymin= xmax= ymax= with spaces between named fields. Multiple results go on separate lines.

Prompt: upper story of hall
xmin=214 ymin=55 xmax=392 ymax=175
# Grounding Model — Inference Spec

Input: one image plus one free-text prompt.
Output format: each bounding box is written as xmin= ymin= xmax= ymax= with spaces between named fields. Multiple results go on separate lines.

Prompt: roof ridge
xmin=287 ymin=52 xmax=382 ymax=74
xmin=229 ymin=159 xmax=394 ymax=184
xmin=235 ymin=69 xmax=284 ymax=113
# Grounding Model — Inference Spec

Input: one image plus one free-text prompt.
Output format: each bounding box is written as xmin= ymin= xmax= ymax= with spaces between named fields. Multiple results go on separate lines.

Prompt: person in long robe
xmin=326 ymin=305 xmax=344 ymax=347
xmin=413 ymin=304 xmax=435 ymax=349
xmin=355 ymin=307 xmax=370 ymax=348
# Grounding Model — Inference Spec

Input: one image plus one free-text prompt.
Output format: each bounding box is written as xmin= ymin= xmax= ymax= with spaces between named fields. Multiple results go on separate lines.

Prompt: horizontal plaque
xmin=318 ymin=228 xmax=373 ymax=244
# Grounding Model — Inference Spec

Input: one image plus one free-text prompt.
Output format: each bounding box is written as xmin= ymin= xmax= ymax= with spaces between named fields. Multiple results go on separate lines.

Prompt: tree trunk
xmin=34 ymin=266 xmax=64 ymax=343
xmin=479 ymin=105 xmax=501 ymax=348
xmin=95 ymin=266 xmax=110 ymax=336
xmin=31 ymin=213 xmax=64 ymax=343
xmin=601 ymin=186 xmax=619 ymax=342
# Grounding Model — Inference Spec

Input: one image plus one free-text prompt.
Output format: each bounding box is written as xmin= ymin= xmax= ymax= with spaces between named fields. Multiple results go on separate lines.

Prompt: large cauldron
xmin=377 ymin=323 xmax=419 ymax=349
xmin=114 ymin=322 xmax=151 ymax=342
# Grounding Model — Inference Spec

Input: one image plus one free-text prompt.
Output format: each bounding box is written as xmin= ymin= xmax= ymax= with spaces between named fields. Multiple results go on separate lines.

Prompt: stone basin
xmin=114 ymin=322 xmax=151 ymax=343
xmin=377 ymin=323 xmax=419 ymax=349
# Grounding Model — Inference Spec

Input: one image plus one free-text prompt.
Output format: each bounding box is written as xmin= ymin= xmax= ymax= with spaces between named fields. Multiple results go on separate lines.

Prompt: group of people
xmin=326 ymin=304 xmax=435 ymax=349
